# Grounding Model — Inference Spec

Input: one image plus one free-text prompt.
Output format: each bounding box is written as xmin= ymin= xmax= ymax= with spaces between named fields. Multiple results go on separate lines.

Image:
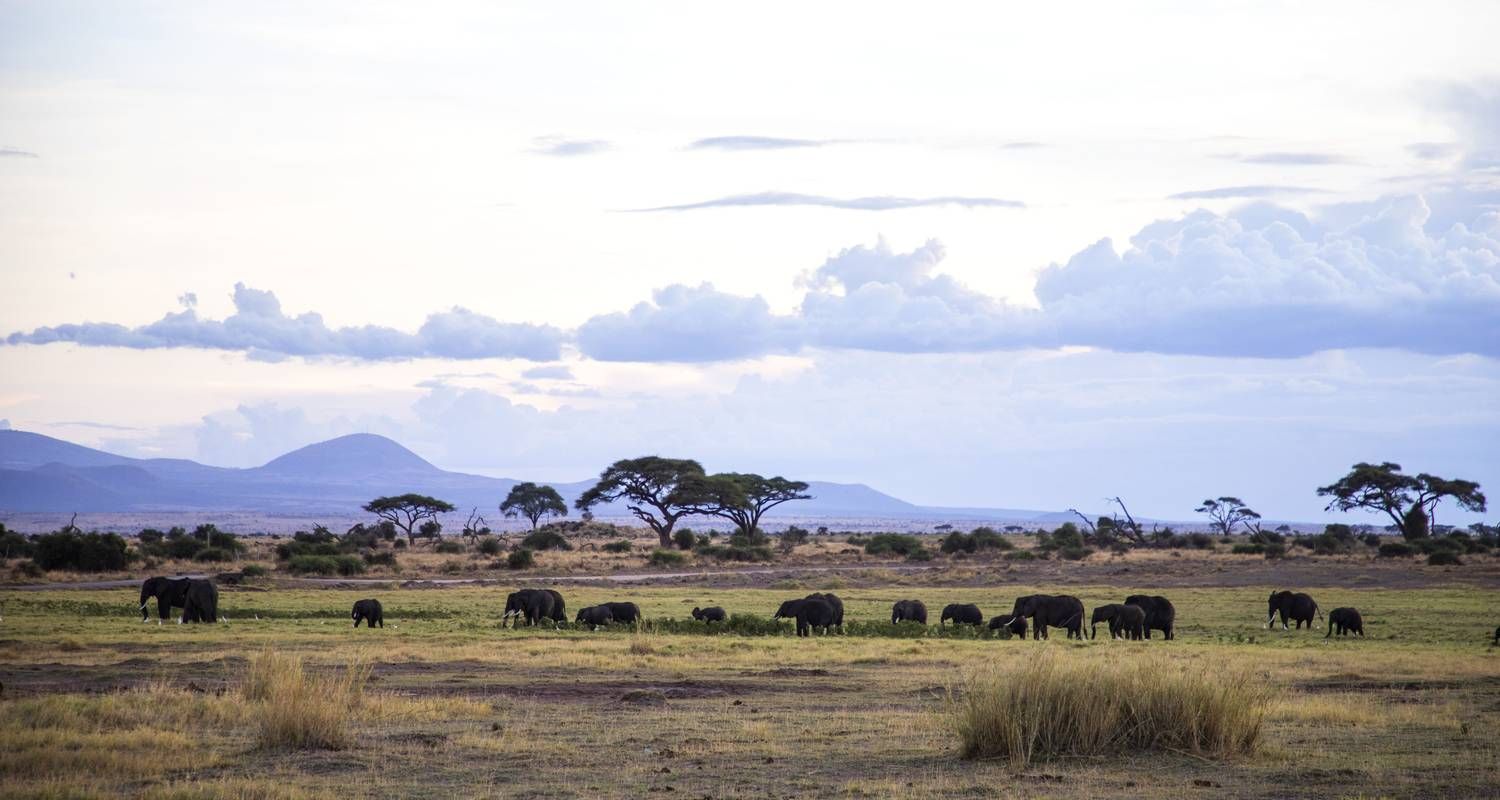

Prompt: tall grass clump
xmin=243 ymin=650 xmax=371 ymax=750
xmin=949 ymin=653 xmax=1270 ymax=768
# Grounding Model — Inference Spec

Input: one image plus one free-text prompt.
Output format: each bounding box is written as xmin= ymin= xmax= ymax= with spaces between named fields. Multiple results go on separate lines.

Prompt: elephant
xmin=891 ymin=599 xmax=928 ymax=625
xmin=503 ymin=588 xmax=566 ymax=627
xmin=140 ymin=576 xmax=192 ymax=623
xmin=806 ymin=593 xmax=844 ymax=631
xmin=351 ymin=598 xmax=383 ymax=628
xmin=691 ymin=606 xmax=726 ymax=623
xmin=773 ymin=597 xmax=836 ymax=637
xmin=178 ymin=579 xmax=219 ymax=624
xmin=1494 ymin=626 xmax=1499 ymax=645
xmin=940 ymin=603 xmax=983 ymax=627
xmin=1008 ymin=594 xmax=1085 ymax=640
xmin=1123 ymin=594 xmax=1176 ymax=640
xmin=1326 ymin=607 xmax=1364 ymax=638
xmin=602 ymin=601 xmax=641 ymax=625
xmin=576 ymin=605 xmax=614 ymax=630
xmin=1090 ymin=603 xmax=1144 ymax=640
xmin=987 ymin=614 xmax=1027 ymax=639
xmin=1266 ymin=591 xmax=1322 ymax=631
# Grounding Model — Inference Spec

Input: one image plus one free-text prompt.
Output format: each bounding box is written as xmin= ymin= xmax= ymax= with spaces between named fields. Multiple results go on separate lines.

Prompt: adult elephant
xmin=691 ymin=606 xmax=726 ymax=623
xmin=179 ymin=579 xmax=219 ymax=624
xmin=1266 ymin=591 xmax=1322 ymax=631
xmin=1123 ymin=594 xmax=1176 ymax=640
xmin=891 ymin=599 xmax=927 ymax=625
xmin=1008 ymin=594 xmax=1085 ymax=640
xmin=503 ymin=588 xmax=563 ymax=627
xmin=576 ymin=606 xmax=614 ymax=630
xmin=940 ymin=603 xmax=983 ymax=627
xmin=1326 ymin=607 xmax=1364 ymax=638
xmin=774 ymin=597 xmax=836 ymax=637
xmin=987 ymin=614 xmax=1027 ymax=639
xmin=352 ymin=598 xmax=383 ymax=628
xmin=1090 ymin=603 xmax=1144 ymax=640
xmin=806 ymin=593 xmax=844 ymax=631
xmin=140 ymin=576 xmax=191 ymax=623
xmin=603 ymin=601 xmax=640 ymax=625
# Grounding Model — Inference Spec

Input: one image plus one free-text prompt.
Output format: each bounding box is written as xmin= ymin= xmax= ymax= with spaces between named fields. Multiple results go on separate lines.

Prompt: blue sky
xmin=1 ymin=1 xmax=1497 ymax=523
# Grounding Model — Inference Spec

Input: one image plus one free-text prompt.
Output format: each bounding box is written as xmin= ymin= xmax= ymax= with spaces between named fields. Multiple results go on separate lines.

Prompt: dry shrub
xmin=950 ymin=652 xmax=1270 ymax=768
xmin=628 ymin=637 xmax=658 ymax=656
xmin=243 ymin=650 xmax=371 ymax=750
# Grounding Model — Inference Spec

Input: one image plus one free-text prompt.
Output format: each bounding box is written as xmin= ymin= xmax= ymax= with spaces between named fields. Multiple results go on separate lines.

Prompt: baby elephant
xmin=576 ymin=605 xmax=615 ymax=630
xmin=940 ymin=603 xmax=984 ymax=627
xmin=1090 ymin=603 xmax=1144 ymax=640
xmin=1326 ymin=607 xmax=1364 ymax=638
xmin=691 ymin=606 xmax=726 ymax=623
xmin=352 ymin=598 xmax=383 ymax=628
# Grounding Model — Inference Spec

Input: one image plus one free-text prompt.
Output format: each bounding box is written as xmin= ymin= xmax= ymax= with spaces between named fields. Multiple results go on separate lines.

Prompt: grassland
xmin=1 ymin=581 xmax=1497 ymax=799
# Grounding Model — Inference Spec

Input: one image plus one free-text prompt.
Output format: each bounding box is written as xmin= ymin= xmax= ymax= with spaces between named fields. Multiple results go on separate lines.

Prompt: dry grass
xmin=243 ymin=649 xmax=372 ymax=750
xmin=950 ymin=652 xmax=1272 ymax=768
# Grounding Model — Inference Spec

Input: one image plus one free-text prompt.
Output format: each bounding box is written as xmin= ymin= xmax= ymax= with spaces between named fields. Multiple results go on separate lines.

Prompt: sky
xmin=1 ymin=1 xmax=1498 ymax=524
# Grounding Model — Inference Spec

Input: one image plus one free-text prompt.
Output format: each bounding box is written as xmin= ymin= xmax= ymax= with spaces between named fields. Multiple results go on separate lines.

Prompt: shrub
xmin=1038 ymin=523 xmax=1085 ymax=552
xmin=363 ymin=550 xmax=399 ymax=568
xmin=193 ymin=547 xmax=234 ymax=563
xmin=286 ymin=555 xmax=365 ymax=576
xmin=392 ymin=539 xmax=407 ymax=549
xmin=673 ymin=528 xmax=696 ymax=551
xmin=1003 ymin=550 xmax=1038 ymax=561
xmin=434 ymin=540 xmax=464 ymax=554
xmin=780 ymin=526 xmax=810 ymax=548
xmin=1232 ymin=543 xmax=1264 ymax=555
xmin=864 ymin=533 xmax=926 ymax=557
xmin=476 ymin=537 xmax=504 ymax=556
xmin=649 ymin=548 xmax=687 ymax=567
xmin=520 ymin=529 xmax=571 ymax=551
xmin=1186 ymin=532 xmax=1214 ymax=550
xmin=950 ymin=654 xmax=1270 ymax=768
xmin=1402 ymin=505 xmax=1430 ymax=540
xmin=695 ymin=542 xmax=774 ymax=562
xmin=907 ymin=548 xmax=934 ymax=562
xmin=0 ymin=528 xmax=35 ymax=560
xmin=507 ymin=548 xmax=535 ymax=570
xmin=603 ymin=540 xmax=634 ymax=553
xmin=1428 ymin=551 xmax=1463 ymax=566
xmin=241 ymin=564 xmax=269 ymax=578
xmin=1262 ymin=543 xmax=1286 ymax=560
xmin=32 ymin=530 xmax=132 ymax=572
xmin=137 ymin=528 xmax=165 ymax=544
xmin=1377 ymin=542 xmax=1414 ymax=558
xmin=244 ymin=650 xmax=370 ymax=750
xmin=1057 ymin=546 xmax=1094 ymax=561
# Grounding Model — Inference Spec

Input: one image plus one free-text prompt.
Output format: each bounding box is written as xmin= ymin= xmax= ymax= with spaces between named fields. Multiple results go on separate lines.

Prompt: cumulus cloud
xmin=627 ymin=191 xmax=1024 ymax=212
xmin=1168 ymin=185 xmax=1328 ymax=200
xmin=520 ymin=365 xmax=574 ymax=380
xmin=5 ymin=283 xmax=564 ymax=362
xmin=580 ymin=196 xmax=1500 ymax=360
xmin=576 ymin=283 xmax=798 ymax=362
xmin=1223 ymin=151 xmax=1353 ymax=166
xmin=528 ymin=136 xmax=610 ymax=157
xmin=687 ymin=136 xmax=839 ymax=151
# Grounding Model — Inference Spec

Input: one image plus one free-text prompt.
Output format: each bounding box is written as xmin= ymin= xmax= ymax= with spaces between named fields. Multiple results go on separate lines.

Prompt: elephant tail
xmin=1315 ymin=605 xmax=1324 ymax=622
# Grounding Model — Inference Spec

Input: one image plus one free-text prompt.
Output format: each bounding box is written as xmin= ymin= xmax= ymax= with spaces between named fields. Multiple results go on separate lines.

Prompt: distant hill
xmin=0 ymin=429 xmax=1090 ymax=525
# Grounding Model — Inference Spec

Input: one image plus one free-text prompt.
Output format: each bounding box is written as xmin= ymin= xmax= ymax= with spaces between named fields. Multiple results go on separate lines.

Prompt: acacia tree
xmin=1196 ymin=497 xmax=1262 ymax=537
xmin=1317 ymin=463 xmax=1486 ymax=540
xmin=687 ymin=473 xmax=812 ymax=537
xmin=500 ymin=482 xmax=569 ymax=530
xmin=576 ymin=457 xmax=710 ymax=548
xmin=362 ymin=494 xmax=456 ymax=546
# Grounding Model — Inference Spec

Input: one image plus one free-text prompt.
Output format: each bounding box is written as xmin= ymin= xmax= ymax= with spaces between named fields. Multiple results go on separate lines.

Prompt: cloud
xmin=0 ymin=148 xmax=38 ymax=158
xmin=5 ymin=283 xmax=565 ymax=362
xmin=0 ymin=419 xmax=10 ymax=430
xmin=1224 ymin=151 xmax=1353 ymax=166
xmin=999 ymin=141 xmax=1045 ymax=150
xmin=626 ymin=191 xmax=1024 ymax=212
xmin=687 ymin=136 xmax=838 ymax=151
xmin=1168 ymin=185 xmax=1329 ymax=200
xmin=55 ymin=421 xmax=140 ymax=431
xmin=1408 ymin=142 xmax=1458 ymax=161
xmin=1434 ymin=81 xmax=1500 ymax=169
xmin=580 ymin=195 xmax=1500 ymax=360
xmin=520 ymin=365 xmax=574 ymax=380
xmin=576 ymin=283 xmax=798 ymax=362
xmin=528 ymin=136 xmax=610 ymax=157
xmin=177 ymin=292 xmax=198 ymax=308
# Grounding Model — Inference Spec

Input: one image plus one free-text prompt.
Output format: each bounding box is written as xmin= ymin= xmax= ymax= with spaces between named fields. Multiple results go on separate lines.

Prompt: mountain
xmin=0 ymin=429 xmax=1052 ymax=522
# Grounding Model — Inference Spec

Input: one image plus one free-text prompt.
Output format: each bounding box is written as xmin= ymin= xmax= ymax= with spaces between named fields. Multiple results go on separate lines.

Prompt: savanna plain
xmin=2 ymin=549 xmax=1498 ymax=800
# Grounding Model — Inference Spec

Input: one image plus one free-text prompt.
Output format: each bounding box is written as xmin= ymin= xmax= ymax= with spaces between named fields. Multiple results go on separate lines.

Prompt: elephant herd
xmin=137 ymin=577 xmax=1382 ymax=642
xmin=894 ymin=594 xmax=1176 ymax=641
